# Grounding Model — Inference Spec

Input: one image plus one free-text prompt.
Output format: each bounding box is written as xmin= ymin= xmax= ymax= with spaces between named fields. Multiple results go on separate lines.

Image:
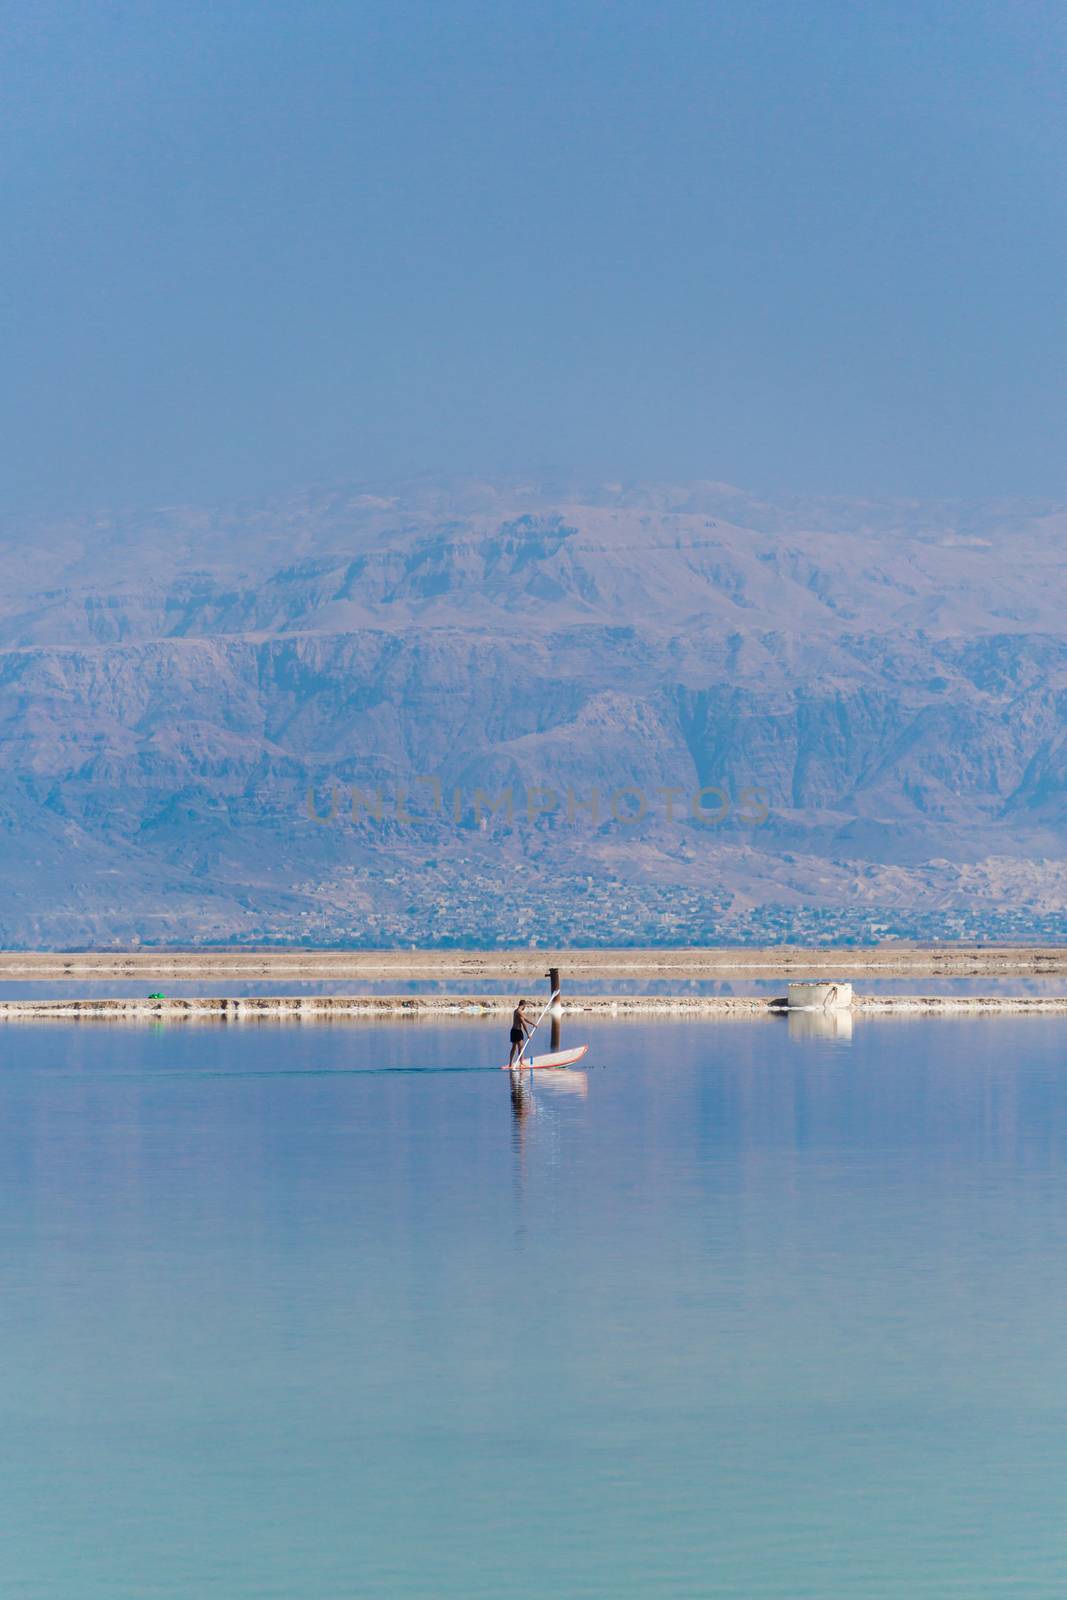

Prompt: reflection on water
xmin=787 ymin=1007 xmax=854 ymax=1042
xmin=535 ymin=1068 xmax=589 ymax=1097
xmin=3 ymin=1016 xmax=1067 ymax=1597
xmin=509 ymin=1063 xmax=533 ymax=1124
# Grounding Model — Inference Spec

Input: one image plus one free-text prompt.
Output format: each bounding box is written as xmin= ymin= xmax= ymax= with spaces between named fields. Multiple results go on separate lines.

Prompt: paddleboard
xmin=501 ymin=1045 xmax=589 ymax=1071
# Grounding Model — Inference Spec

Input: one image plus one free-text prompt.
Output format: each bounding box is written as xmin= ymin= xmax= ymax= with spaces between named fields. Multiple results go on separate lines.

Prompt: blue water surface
xmin=2 ymin=1015 xmax=1067 ymax=1598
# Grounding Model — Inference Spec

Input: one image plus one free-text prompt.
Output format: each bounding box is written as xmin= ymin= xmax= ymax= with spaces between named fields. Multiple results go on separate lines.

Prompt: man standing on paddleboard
xmin=509 ymin=999 xmax=533 ymax=1069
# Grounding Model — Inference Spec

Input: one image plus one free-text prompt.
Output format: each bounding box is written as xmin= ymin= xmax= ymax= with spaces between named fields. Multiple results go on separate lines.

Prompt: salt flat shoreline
xmin=3 ymin=944 xmax=1067 ymax=981
xmin=2 ymin=992 xmax=1067 ymax=1023
xmin=1 ymin=946 xmax=1065 ymax=1022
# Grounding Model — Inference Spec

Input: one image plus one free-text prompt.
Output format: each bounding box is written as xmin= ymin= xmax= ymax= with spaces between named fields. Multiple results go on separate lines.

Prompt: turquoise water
xmin=3 ymin=1016 xmax=1067 ymax=1597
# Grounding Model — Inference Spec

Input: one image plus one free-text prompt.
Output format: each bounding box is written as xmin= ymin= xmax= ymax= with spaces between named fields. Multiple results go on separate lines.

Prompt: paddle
xmin=518 ymin=989 xmax=560 ymax=1069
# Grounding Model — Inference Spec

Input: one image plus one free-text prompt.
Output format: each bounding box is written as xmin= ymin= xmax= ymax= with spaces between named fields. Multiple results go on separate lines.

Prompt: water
xmin=3 ymin=1016 xmax=1067 ymax=1597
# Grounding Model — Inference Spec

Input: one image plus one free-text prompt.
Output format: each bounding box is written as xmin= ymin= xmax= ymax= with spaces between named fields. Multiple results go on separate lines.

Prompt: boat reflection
xmin=531 ymin=1069 xmax=589 ymax=1098
xmin=787 ymin=1008 xmax=854 ymax=1043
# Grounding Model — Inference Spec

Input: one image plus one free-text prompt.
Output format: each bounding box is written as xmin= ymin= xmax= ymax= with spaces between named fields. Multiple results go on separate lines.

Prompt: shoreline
xmin=3 ymin=944 xmax=1067 ymax=982
xmin=2 ymin=946 xmax=1066 ymax=1022
xmin=2 ymin=992 xmax=1067 ymax=1022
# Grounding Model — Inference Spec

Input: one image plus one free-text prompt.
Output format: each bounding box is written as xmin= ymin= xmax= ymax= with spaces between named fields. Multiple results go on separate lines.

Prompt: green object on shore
xmin=148 ymin=992 xmax=164 ymax=999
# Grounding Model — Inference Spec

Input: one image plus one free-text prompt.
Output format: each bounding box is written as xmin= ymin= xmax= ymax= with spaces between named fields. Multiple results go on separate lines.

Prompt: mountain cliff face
xmin=2 ymin=477 xmax=1067 ymax=946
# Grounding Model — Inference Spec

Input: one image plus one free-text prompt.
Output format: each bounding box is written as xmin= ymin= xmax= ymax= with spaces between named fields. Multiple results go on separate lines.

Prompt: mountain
xmin=2 ymin=475 xmax=1067 ymax=946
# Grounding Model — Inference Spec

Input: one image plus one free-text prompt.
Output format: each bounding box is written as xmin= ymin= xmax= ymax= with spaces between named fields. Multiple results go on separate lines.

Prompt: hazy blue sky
xmin=2 ymin=0 xmax=1065 ymax=511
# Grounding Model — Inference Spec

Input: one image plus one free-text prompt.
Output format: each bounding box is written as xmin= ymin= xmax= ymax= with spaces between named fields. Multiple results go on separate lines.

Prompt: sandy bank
xmin=0 ymin=994 xmax=773 ymax=1021
xmin=1 ymin=992 xmax=1067 ymax=1022
xmin=2 ymin=944 xmax=1067 ymax=982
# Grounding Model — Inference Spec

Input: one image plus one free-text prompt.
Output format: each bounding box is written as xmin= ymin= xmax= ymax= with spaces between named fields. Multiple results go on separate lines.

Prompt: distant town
xmin=168 ymin=859 xmax=1067 ymax=949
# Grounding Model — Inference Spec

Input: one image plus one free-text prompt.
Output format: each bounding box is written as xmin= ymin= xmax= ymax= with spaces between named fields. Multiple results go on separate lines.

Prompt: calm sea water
xmin=3 ymin=1015 xmax=1067 ymax=1598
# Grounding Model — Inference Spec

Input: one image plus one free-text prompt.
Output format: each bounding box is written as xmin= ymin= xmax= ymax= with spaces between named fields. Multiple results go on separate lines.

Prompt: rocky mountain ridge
xmin=2 ymin=476 xmax=1066 ymax=946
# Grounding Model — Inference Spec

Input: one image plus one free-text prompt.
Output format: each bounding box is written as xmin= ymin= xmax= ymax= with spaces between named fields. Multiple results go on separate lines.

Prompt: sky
xmin=1 ymin=0 xmax=1065 ymax=513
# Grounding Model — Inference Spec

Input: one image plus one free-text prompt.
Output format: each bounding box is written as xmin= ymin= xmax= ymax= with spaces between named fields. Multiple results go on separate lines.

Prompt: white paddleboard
xmin=501 ymin=1044 xmax=589 ymax=1071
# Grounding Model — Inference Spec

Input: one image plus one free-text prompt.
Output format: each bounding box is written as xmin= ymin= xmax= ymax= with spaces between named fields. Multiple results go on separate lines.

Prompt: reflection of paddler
xmin=509 ymin=1066 xmax=533 ymax=1122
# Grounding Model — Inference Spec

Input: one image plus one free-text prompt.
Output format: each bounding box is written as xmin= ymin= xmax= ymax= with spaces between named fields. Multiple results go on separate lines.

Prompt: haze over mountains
xmin=3 ymin=475 xmax=1067 ymax=947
